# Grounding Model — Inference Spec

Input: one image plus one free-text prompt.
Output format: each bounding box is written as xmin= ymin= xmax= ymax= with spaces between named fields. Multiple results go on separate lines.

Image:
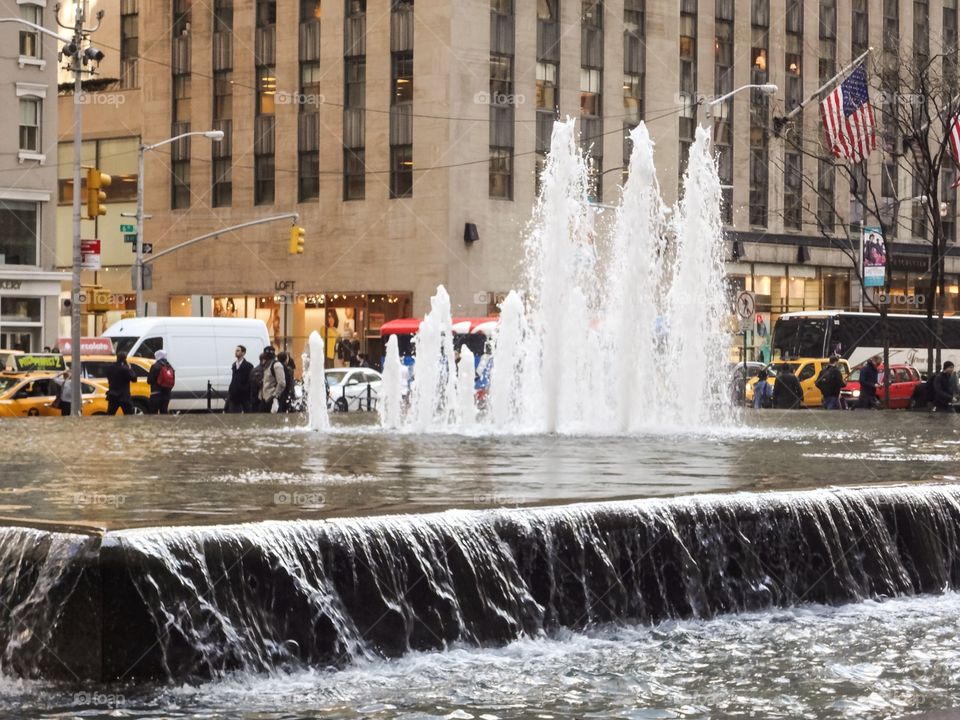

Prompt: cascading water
xmin=5 ymin=484 xmax=960 ymax=682
xmin=394 ymin=117 xmax=733 ymax=434
xmin=304 ymin=331 xmax=329 ymax=432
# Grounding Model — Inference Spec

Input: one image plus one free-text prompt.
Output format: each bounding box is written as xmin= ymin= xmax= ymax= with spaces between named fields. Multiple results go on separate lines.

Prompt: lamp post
xmin=135 ymin=130 xmax=224 ymax=316
xmin=3 ymin=7 xmax=104 ymax=416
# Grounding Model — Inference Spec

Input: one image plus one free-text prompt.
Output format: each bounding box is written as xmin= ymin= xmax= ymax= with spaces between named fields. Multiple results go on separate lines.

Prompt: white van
xmin=102 ymin=317 xmax=271 ymax=411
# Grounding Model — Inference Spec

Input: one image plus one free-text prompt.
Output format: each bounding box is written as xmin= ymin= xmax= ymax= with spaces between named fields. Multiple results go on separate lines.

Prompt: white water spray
xmin=379 ymin=335 xmax=404 ymax=429
xmin=304 ymin=331 xmax=329 ymax=432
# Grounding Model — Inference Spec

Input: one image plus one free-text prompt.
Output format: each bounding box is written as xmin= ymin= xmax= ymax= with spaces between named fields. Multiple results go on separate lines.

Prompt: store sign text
xmin=0 ymin=280 xmax=22 ymax=290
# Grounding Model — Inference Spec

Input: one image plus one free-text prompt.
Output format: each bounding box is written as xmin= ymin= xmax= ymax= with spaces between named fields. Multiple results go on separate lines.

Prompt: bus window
xmin=772 ymin=318 xmax=801 ymax=358
xmin=796 ymin=319 xmax=828 ymax=358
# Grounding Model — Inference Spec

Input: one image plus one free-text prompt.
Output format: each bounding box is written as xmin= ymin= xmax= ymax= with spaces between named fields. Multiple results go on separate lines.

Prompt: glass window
xmin=392 ymin=53 xmax=413 ymax=103
xmin=258 ymin=67 xmax=277 ymax=115
xmin=798 ymin=364 xmax=815 ymax=382
xmin=0 ymin=201 xmax=38 ymax=266
xmin=490 ymin=55 xmax=513 ymax=97
xmin=19 ymin=4 xmax=41 ymax=58
xmin=19 ymin=99 xmax=40 ymax=153
xmin=489 ymin=148 xmax=513 ymax=199
xmin=536 ymin=62 xmax=558 ymax=110
xmin=344 ymin=149 xmax=365 ymax=200
xmin=135 ymin=337 xmax=164 ymax=359
xmin=100 ymin=137 xmax=139 ymax=202
xmin=390 ymin=145 xmax=413 ymax=198
xmin=0 ymin=297 xmax=41 ymax=323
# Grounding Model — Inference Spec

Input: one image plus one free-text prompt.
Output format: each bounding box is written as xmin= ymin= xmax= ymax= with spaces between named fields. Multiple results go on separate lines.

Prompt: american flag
xmin=820 ymin=63 xmax=877 ymax=163
xmin=948 ymin=112 xmax=960 ymax=188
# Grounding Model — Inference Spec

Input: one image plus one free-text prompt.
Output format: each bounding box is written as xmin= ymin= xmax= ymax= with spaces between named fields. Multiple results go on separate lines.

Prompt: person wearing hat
xmin=147 ymin=349 xmax=175 ymax=414
xmin=932 ymin=361 xmax=957 ymax=411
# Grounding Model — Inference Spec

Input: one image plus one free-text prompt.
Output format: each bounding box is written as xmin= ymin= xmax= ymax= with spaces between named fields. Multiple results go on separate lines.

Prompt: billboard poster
xmin=862 ymin=226 xmax=886 ymax=288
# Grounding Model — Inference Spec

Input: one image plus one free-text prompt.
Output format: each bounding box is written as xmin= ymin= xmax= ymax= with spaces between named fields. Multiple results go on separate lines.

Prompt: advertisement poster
xmin=862 ymin=226 xmax=886 ymax=288
xmin=80 ymin=239 xmax=101 ymax=270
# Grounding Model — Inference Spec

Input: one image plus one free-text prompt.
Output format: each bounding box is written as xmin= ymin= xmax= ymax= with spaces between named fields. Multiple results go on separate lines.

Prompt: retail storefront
xmin=168 ymin=291 xmax=413 ymax=369
xmin=727 ymin=263 xmax=852 ymax=362
xmin=0 ymin=272 xmax=66 ymax=352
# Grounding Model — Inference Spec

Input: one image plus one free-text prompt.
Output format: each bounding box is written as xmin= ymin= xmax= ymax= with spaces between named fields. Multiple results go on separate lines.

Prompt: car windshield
xmin=848 ymin=369 xmax=861 ymax=381
xmin=325 ymin=370 xmax=349 ymax=386
xmin=110 ymin=337 xmax=139 ymax=356
xmin=766 ymin=362 xmax=800 ymax=376
xmin=0 ymin=377 xmax=21 ymax=394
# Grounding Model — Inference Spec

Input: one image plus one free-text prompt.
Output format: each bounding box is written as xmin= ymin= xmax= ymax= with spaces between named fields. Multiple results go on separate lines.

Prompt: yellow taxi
xmin=68 ymin=355 xmax=154 ymax=414
xmin=745 ymin=358 xmax=851 ymax=408
xmin=0 ymin=373 xmax=109 ymax=417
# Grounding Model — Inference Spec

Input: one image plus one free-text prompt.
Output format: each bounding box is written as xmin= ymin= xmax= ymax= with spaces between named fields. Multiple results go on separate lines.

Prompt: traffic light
xmin=289 ymin=225 xmax=305 ymax=254
xmin=85 ymin=168 xmax=111 ymax=219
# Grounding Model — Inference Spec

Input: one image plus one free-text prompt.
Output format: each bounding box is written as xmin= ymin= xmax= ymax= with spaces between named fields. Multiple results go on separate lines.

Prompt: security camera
xmin=83 ymin=47 xmax=105 ymax=63
xmin=61 ymin=41 xmax=78 ymax=57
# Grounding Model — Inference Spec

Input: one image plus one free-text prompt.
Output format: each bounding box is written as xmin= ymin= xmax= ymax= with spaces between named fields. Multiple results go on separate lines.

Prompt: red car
xmin=840 ymin=364 xmax=922 ymax=409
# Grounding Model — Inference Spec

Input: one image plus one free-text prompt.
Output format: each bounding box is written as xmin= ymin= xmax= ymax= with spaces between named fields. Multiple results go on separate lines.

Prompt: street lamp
xmin=135 ymin=130 xmax=224 ymax=316
xmin=703 ymin=84 xmax=778 ymax=132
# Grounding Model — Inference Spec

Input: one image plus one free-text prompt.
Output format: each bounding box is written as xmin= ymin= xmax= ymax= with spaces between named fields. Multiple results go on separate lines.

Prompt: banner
xmin=862 ymin=226 xmax=886 ymax=288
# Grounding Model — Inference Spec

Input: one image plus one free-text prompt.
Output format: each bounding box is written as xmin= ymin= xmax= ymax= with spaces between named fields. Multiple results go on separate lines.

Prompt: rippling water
xmin=0 ymin=411 xmax=957 ymax=528
xmin=2 ymin=592 xmax=959 ymax=719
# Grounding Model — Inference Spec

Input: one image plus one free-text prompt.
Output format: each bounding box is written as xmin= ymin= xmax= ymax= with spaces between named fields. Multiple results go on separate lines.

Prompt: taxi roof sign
xmin=12 ymin=354 xmax=66 ymax=373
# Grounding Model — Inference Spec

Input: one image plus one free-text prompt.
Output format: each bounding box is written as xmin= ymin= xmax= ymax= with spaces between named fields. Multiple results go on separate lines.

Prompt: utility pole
xmin=58 ymin=2 xmax=105 ymax=416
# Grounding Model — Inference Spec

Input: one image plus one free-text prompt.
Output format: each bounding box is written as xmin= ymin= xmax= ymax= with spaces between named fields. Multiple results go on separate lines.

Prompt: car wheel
xmin=334 ymin=397 xmax=348 ymax=413
xmin=27 ymin=408 xmax=39 ymax=417
xmin=131 ymin=399 xmax=149 ymax=415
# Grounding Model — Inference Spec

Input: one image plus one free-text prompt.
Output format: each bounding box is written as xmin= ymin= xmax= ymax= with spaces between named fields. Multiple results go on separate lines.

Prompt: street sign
xmin=131 ymin=242 xmax=152 ymax=253
xmin=123 ymin=234 xmax=137 ymax=244
xmin=735 ymin=291 xmax=755 ymax=332
xmin=120 ymin=224 xmax=135 ymax=233
xmin=80 ymin=239 xmax=101 ymax=270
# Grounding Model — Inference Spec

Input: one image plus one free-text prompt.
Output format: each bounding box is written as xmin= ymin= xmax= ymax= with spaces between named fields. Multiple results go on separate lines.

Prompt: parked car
xmin=325 ymin=368 xmax=381 ymax=412
xmin=840 ymin=364 xmax=922 ymax=409
xmin=729 ymin=361 xmax=767 ymax=402
xmin=0 ymin=373 xmax=108 ymax=417
xmin=102 ymin=317 xmax=270 ymax=411
xmin=745 ymin=357 xmax=851 ymax=407
xmin=67 ymin=355 xmax=155 ymax=414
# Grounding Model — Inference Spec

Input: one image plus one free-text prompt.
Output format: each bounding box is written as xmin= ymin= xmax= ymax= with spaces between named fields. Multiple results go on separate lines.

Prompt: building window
xmin=536 ymin=0 xmax=560 ymax=191
xmin=171 ymin=0 xmax=191 ymax=210
xmin=254 ymin=154 xmax=275 ymax=205
xmin=257 ymin=67 xmax=276 ymax=115
xmin=120 ymin=0 xmax=139 ymax=88
xmin=489 ymin=148 xmax=513 ymax=199
xmin=678 ymin=0 xmax=696 ymax=186
xmin=298 ymin=149 xmax=320 ymax=202
xmin=212 ymin=158 xmax=232 ymax=208
xmin=0 ymin=201 xmax=38 ymax=266
xmin=212 ymin=0 xmax=232 ymax=208
xmin=579 ymin=67 xmax=601 ymax=116
xmin=749 ymin=4 xmax=769 ymax=228
xmin=19 ymin=4 xmax=41 ymax=59
xmin=390 ymin=47 xmax=413 ymax=198
xmin=343 ymin=0 xmax=366 ymax=201
xmin=784 ymin=152 xmax=803 ymax=230
xmin=490 ymin=0 xmax=515 ymax=199
xmin=390 ymin=145 xmax=413 ymax=198
xmin=19 ymin=99 xmax=40 ymax=153
xmin=852 ymin=0 xmax=869 ymax=57
xmin=715 ymin=2 xmax=733 ymax=223
xmin=344 ymin=149 xmax=365 ymax=201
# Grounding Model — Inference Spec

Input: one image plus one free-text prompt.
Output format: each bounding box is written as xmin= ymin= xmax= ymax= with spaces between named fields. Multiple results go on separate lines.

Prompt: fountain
xmin=304 ymin=331 xmax=329 ymax=432
xmin=390 ymin=118 xmax=733 ymax=435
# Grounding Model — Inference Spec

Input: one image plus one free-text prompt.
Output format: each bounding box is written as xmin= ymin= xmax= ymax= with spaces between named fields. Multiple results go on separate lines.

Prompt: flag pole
xmin=776 ymin=48 xmax=873 ymax=129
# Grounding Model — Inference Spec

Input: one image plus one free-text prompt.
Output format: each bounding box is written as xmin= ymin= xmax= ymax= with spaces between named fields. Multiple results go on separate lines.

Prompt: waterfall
xmin=4 ymin=484 xmax=960 ymax=682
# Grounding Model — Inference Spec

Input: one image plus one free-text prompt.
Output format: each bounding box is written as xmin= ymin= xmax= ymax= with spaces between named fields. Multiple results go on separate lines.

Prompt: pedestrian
xmin=226 ymin=344 xmax=254 ymax=413
xmin=54 ymin=369 xmax=73 ymax=417
xmin=772 ymin=366 xmax=803 ymax=409
xmin=854 ymin=355 xmax=880 ymax=409
xmin=753 ymin=369 xmax=773 ymax=409
xmin=358 ymin=352 xmax=371 ymax=369
xmin=147 ymin=349 xmax=175 ymax=414
xmin=815 ymin=356 xmax=846 ymax=410
xmin=932 ymin=361 xmax=957 ymax=411
xmin=258 ymin=346 xmax=287 ymax=413
xmin=105 ymin=352 xmax=137 ymax=416
xmin=276 ymin=351 xmax=296 ymax=412
xmin=250 ymin=353 xmax=268 ymax=411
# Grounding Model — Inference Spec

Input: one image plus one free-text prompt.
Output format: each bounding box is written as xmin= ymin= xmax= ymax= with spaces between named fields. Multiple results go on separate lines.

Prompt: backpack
xmin=156 ymin=362 xmax=175 ymax=389
xmin=283 ymin=363 xmax=294 ymax=398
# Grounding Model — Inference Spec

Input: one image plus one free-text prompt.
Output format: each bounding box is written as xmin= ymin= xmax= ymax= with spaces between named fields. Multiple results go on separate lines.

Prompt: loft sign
xmin=0 ymin=280 xmax=22 ymax=290
xmin=275 ymin=281 xmax=295 ymax=291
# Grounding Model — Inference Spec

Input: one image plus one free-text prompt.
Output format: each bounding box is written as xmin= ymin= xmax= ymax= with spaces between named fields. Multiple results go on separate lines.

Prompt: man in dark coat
xmin=226 ymin=344 xmax=254 ymax=413
xmin=932 ymin=361 xmax=957 ymax=411
xmin=772 ymin=366 xmax=803 ymax=409
xmin=815 ymin=356 xmax=846 ymax=410
xmin=854 ymin=355 xmax=881 ymax=409
xmin=105 ymin=352 xmax=137 ymax=415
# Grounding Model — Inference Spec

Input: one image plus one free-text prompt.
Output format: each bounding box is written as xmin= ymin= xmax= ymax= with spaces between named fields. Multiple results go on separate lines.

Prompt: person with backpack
xmin=854 ymin=355 xmax=881 ymax=409
xmin=258 ymin=346 xmax=287 ymax=413
xmin=147 ymin=349 xmax=175 ymax=414
xmin=752 ymin=369 xmax=773 ymax=409
xmin=276 ymin=351 xmax=296 ymax=412
xmin=815 ymin=356 xmax=846 ymax=410
xmin=250 ymin=353 xmax=268 ymax=411
xmin=772 ymin=366 xmax=803 ymax=409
